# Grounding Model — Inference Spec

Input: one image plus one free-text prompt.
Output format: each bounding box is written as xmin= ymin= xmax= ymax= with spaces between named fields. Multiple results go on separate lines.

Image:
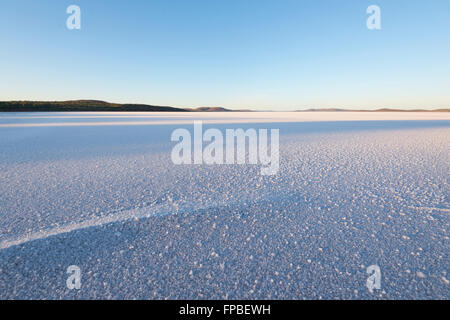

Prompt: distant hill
xmin=0 ymin=100 xmax=448 ymax=112
xmin=192 ymin=107 xmax=232 ymax=112
xmin=0 ymin=100 xmax=242 ymax=112
xmin=0 ymin=100 xmax=188 ymax=112
xmin=0 ymin=100 xmax=244 ymax=112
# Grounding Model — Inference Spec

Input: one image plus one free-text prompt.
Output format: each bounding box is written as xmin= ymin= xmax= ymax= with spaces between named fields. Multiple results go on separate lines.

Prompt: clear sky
xmin=1 ymin=0 xmax=449 ymax=110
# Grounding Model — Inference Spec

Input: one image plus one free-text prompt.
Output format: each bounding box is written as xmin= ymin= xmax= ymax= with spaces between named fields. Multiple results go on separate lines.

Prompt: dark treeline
xmin=0 ymin=100 xmax=189 ymax=112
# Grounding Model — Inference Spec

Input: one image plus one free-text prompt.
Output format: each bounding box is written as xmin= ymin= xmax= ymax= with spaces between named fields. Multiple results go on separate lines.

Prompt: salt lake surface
xmin=0 ymin=112 xmax=449 ymax=299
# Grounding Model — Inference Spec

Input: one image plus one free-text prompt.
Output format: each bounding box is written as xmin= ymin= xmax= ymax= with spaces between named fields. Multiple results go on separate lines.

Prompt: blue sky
xmin=0 ymin=0 xmax=449 ymax=110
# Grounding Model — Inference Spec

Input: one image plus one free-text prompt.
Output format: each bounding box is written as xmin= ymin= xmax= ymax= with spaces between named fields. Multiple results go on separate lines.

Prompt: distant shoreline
xmin=296 ymin=108 xmax=450 ymax=112
xmin=0 ymin=100 xmax=448 ymax=112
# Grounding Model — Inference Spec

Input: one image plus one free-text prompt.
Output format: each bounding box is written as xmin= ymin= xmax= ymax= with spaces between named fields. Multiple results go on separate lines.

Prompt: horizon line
xmin=1 ymin=99 xmax=449 ymax=113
